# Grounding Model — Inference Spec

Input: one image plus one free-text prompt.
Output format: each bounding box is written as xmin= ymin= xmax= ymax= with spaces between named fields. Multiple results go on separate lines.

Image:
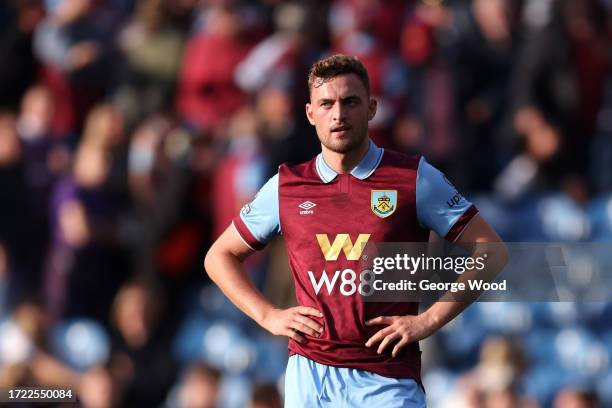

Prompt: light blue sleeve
xmin=416 ymin=157 xmax=473 ymax=237
xmin=238 ymin=173 xmax=281 ymax=243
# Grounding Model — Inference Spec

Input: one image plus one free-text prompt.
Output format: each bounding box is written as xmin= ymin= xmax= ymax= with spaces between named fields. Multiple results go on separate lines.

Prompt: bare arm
xmin=365 ymin=214 xmax=509 ymax=356
xmin=417 ymin=214 xmax=509 ymax=330
xmin=204 ymin=225 xmax=323 ymax=343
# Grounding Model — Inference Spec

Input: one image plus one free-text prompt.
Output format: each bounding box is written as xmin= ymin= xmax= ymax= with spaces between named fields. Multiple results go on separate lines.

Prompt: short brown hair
xmin=308 ymin=54 xmax=370 ymax=96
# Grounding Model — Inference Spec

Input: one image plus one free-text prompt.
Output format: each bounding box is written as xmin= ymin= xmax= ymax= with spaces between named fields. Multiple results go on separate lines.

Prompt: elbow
xmin=203 ymin=245 xmax=216 ymax=280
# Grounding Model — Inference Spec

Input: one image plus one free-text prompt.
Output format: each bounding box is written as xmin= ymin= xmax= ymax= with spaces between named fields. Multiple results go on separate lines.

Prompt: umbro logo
xmin=299 ymin=201 xmax=316 ymax=210
xmin=299 ymin=201 xmax=316 ymax=215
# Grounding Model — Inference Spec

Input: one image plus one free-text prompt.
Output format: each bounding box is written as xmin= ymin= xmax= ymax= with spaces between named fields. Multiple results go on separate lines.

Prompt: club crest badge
xmin=371 ymin=190 xmax=397 ymax=218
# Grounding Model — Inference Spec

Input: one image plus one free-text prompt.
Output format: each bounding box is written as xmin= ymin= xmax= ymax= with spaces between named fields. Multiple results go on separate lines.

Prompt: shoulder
xmin=378 ymin=149 xmax=422 ymax=172
xmin=278 ymin=156 xmax=319 ymax=182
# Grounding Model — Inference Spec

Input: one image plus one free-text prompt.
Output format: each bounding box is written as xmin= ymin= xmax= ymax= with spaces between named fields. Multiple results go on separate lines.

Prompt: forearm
xmin=421 ymin=241 xmax=509 ymax=332
xmin=204 ymin=247 xmax=274 ymax=326
xmin=421 ymin=300 xmax=469 ymax=333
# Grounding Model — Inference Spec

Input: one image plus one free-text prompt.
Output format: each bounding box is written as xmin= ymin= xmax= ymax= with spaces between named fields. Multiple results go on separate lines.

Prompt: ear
xmin=367 ymin=98 xmax=377 ymax=121
xmin=305 ymin=102 xmax=315 ymax=126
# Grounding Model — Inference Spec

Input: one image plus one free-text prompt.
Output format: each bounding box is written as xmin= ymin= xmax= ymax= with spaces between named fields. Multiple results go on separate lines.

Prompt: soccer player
xmin=205 ymin=55 xmax=505 ymax=407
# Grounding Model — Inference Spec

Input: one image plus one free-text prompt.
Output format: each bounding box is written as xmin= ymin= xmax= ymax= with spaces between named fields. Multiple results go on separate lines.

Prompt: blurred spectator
xmin=44 ymin=106 xmax=131 ymax=322
xmin=16 ymin=86 xmax=73 ymax=288
xmin=80 ymin=103 xmax=125 ymax=150
xmin=210 ymin=107 xmax=270 ymax=288
xmin=235 ymin=1 xmax=326 ymax=102
xmin=176 ymin=4 xmax=257 ymax=133
xmin=211 ymin=107 xmax=266 ymax=239
xmin=17 ymin=85 xmax=71 ymax=205
xmin=447 ymin=0 xmax=520 ymax=191
xmin=249 ymin=383 xmax=282 ymax=408
xmin=109 ymin=281 xmax=178 ymax=407
xmin=507 ymin=0 xmax=612 ymax=199
xmin=329 ymin=0 xmax=408 ymax=51
xmin=495 ymin=107 xmax=565 ymax=201
xmin=0 ymin=112 xmax=26 ymax=261
xmin=126 ymin=113 xmax=213 ymax=315
xmin=554 ymin=388 xmax=600 ymax=408
xmin=0 ymin=109 xmax=48 ymax=297
xmin=128 ymin=115 xmax=172 ymax=207
xmin=173 ymin=363 xmax=221 ymax=408
xmin=395 ymin=2 xmax=457 ymax=164
xmin=79 ymin=103 xmax=129 ymax=198
xmin=114 ymin=0 xmax=187 ymax=127
xmin=441 ymin=336 xmax=538 ymax=408
xmin=0 ymin=300 xmax=79 ymax=389
xmin=253 ymin=84 xmax=320 ymax=176
xmin=34 ymin=0 xmax=115 ymax=134
xmin=18 ymin=84 xmax=61 ymax=142
xmin=78 ymin=366 xmax=121 ymax=408
xmin=0 ymin=0 xmax=44 ymax=110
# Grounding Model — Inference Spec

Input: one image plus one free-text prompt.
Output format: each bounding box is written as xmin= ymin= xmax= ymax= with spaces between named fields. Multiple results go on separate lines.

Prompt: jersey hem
xmin=287 ymin=349 xmax=422 ymax=384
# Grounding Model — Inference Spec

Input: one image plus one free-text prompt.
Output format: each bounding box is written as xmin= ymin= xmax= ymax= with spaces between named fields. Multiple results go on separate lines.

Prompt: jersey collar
xmin=315 ymin=139 xmax=384 ymax=183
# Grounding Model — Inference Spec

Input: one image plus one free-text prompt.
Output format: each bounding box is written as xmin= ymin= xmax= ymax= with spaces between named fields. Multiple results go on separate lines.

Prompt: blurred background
xmin=1 ymin=0 xmax=612 ymax=407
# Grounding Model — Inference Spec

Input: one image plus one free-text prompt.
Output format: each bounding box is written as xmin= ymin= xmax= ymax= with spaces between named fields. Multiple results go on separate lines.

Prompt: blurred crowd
xmin=1 ymin=0 xmax=612 ymax=407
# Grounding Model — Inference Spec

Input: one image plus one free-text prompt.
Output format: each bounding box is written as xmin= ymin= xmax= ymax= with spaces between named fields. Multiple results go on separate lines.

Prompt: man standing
xmin=205 ymin=55 xmax=504 ymax=407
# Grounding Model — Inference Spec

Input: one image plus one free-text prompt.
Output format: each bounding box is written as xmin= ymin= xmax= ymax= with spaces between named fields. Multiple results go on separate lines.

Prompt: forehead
xmin=310 ymin=74 xmax=368 ymax=101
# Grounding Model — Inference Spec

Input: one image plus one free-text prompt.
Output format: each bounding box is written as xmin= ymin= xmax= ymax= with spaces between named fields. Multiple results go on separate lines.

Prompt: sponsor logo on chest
xmin=309 ymin=233 xmax=372 ymax=296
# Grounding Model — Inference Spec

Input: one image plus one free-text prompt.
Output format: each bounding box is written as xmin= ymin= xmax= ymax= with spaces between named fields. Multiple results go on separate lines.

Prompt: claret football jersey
xmin=232 ymin=140 xmax=477 ymax=383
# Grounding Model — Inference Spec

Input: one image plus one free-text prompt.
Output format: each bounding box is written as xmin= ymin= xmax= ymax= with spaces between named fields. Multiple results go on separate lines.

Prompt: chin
xmin=326 ymin=141 xmax=354 ymax=154
xmin=323 ymin=135 xmax=365 ymax=154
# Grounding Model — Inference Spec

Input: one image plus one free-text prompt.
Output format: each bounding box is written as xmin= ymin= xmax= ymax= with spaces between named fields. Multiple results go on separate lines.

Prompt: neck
xmin=321 ymin=138 xmax=370 ymax=174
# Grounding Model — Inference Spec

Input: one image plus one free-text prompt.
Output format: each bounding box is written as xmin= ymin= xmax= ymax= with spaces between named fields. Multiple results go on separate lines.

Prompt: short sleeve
xmin=416 ymin=157 xmax=478 ymax=241
xmin=232 ymin=174 xmax=281 ymax=250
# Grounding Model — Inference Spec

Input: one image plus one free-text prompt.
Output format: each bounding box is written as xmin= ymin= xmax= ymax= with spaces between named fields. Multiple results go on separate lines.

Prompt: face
xmin=306 ymin=74 xmax=376 ymax=154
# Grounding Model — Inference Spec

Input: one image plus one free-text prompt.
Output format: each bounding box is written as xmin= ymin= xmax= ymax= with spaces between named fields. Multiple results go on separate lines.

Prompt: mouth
xmin=331 ymin=126 xmax=351 ymax=136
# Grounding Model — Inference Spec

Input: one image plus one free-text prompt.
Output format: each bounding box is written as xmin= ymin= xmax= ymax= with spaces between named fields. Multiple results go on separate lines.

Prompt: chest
xmin=279 ymin=174 xmax=425 ymax=244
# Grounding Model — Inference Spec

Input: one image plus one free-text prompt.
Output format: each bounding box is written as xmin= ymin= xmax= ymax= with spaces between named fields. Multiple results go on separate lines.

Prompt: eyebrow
xmin=318 ymin=95 xmax=362 ymax=104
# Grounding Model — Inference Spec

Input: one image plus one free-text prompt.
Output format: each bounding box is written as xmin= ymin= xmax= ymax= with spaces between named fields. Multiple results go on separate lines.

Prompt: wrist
xmin=257 ymin=305 xmax=277 ymax=328
xmin=421 ymin=307 xmax=442 ymax=332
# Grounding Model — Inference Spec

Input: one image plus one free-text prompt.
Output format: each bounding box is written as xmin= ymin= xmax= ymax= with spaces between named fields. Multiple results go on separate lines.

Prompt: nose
xmin=331 ymin=100 xmax=347 ymax=123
